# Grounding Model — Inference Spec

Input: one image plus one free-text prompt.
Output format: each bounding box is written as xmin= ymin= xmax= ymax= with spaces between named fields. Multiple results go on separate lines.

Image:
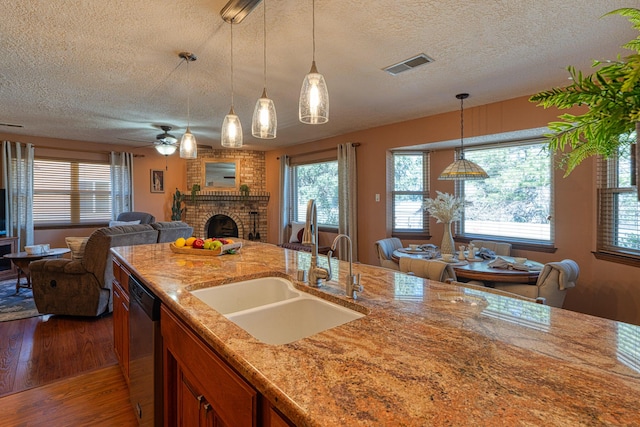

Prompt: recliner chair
xmin=31 ymin=224 xmax=160 ymax=316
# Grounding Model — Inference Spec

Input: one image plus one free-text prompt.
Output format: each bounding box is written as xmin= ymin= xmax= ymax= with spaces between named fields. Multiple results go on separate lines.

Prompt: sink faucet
xmin=302 ymin=199 xmax=330 ymax=287
xmin=328 ymin=234 xmax=363 ymax=299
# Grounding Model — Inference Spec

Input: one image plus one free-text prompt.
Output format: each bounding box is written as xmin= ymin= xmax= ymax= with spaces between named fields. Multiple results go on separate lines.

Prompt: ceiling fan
xmin=153 ymin=125 xmax=178 ymax=155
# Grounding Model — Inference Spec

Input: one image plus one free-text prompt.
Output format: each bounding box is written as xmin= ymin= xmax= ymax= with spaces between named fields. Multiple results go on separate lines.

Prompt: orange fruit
xmin=185 ymin=237 xmax=197 ymax=246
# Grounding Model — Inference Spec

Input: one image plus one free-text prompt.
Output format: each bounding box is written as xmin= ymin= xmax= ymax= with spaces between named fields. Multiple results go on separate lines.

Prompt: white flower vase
xmin=441 ymin=221 xmax=455 ymax=255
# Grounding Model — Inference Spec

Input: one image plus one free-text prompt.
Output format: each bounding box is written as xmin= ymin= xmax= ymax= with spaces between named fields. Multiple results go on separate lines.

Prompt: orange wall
xmin=3 ymin=94 xmax=639 ymax=325
xmin=0 ymin=133 xmax=187 ymax=249
xmin=265 ymin=95 xmax=640 ymax=326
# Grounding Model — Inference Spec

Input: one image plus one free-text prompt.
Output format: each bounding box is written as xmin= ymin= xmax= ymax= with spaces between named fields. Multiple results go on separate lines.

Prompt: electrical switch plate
xmin=375 ymin=193 xmax=380 ymax=202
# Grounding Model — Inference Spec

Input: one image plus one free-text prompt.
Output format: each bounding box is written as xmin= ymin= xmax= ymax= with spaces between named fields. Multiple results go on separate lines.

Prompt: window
xmin=291 ymin=160 xmax=338 ymax=226
xmin=597 ymin=135 xmax=640 ymax=258
xmin=33 ymin=159 xmax=112 ymax=226
xmin=392 ymin=152 xmax=429 ymax=234
xmin=458 ymin=140 xmax=553 ymax=244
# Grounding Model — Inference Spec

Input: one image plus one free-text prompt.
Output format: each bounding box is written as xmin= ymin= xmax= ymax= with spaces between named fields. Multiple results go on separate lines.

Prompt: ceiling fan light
xmin=221 ymin=107 xmax=243 ymax=148
xmin=299 ymin=61 xmax=329 ymax=124
xmin=252 ymin=89 xmax=277 ymax=139
xmin=180 ymin=128 xmax=197 ymax=159
xmin=155 ymin=143 xmax=177 ymax=156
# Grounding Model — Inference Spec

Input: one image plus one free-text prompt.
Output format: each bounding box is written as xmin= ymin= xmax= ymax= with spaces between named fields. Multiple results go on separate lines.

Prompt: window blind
xmin=33 ymin=159 xmax=112 ymax=226
xmin=460 ymin=140 xmax=553 ymax=244
xmin=597 ymin=142 xmax=640 ymax=256
xmin=391 ymin=152 xmax=429 ymax=233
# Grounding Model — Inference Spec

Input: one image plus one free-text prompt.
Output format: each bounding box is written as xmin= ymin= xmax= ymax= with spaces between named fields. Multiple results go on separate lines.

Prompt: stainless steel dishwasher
xmin=129 ymin=275 xmax=162 ymax=427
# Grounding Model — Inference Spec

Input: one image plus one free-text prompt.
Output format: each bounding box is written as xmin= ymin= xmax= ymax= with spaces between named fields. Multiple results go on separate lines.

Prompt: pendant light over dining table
xmin=179 ymin=52 xmax=198 ymax=159
xmin=221 ymin=20 xmax=243 ymax=148
xmin=299 ymin=0 xmax=329 ymax=125
xmin=438 ymin=93 xmax=489 ymax=180
xmin=251 ymin=0 xmax=277 ymax=139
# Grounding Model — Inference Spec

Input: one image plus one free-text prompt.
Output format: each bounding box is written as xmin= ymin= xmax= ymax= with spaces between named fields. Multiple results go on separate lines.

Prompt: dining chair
xmin=470 ymin=239 xmax=512 ymax=256
xmin=399 ymin=257 xmax=456 ymax=282
xmin=493 ymin=259 xmax=579 ymax=308
xmin=445 ymin=279 xmax=546 ymax=304
xmin=374 ymin=238 xmax=403 ymax=270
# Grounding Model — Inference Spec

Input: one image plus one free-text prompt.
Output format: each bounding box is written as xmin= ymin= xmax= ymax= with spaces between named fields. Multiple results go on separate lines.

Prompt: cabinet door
xmin=113 ymin=281 xmax=130 ymax=381
xmin=162 ymin=306 xmax=257 ymax=427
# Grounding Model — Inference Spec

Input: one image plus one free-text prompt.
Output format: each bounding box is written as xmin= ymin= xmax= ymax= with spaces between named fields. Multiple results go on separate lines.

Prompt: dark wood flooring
xmin=0 ymin=314 xmax=137 ymax=425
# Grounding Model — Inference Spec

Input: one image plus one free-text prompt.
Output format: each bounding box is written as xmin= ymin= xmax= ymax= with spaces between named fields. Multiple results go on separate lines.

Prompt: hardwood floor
xmin=0 ymin=314 xmax=137 ymax=425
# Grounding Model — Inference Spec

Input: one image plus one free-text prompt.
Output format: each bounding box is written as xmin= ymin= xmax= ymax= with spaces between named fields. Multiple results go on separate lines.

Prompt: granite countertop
xmin=112 ymin=240 xmax=640 ymax=426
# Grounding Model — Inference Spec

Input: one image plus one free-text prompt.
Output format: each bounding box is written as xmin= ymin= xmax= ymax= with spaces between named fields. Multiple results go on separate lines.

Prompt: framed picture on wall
xmin=151 ymin=169 xmax=164 ymax=193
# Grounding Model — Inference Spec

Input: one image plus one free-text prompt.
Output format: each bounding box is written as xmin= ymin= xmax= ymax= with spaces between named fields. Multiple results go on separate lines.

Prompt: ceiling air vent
xmin=383 ymin=54 xmax=434 ymax=75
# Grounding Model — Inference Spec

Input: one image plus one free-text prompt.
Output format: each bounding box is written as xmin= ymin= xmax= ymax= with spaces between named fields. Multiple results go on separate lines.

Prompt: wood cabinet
xmin=0 ymin=236 xmax=18 ymax=280
xmin=162 ymin=306 xmax=257 ymax=426
xmin=112 ymin=259 xmax=130 ymax=382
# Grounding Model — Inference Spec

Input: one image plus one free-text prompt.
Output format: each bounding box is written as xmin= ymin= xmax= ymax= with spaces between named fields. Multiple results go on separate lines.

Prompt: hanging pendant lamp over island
xmin=438 ymin=93 xmax=489 ymax=180
xmin=252 ymin=0 xmax=277 ymax=139
xmin=178 ymin=51 xmax=198 ymax=159
xmin=221 ymin=20 xmax=243 ymax=148
xmin=299 ymin=0 xmax=329 ymax=125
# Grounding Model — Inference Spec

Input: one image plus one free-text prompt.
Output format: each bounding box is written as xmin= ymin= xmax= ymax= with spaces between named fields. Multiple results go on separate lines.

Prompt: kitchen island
xmin=112 ymin=240 xmax=640 ymax=426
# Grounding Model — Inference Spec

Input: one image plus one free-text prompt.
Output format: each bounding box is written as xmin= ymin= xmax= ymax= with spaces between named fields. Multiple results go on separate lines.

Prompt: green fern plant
xmin=530 ymin=8 xmax=640 ymax=176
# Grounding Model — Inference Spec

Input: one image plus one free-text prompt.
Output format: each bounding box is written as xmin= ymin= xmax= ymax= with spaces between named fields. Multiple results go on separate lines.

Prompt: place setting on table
xmin=393 ymin=243 xmax=544 ymax=284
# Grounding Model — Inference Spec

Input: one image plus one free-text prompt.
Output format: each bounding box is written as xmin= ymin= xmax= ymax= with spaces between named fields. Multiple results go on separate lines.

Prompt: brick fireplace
xmin=183 ymin=148 xmax=269 ymax=241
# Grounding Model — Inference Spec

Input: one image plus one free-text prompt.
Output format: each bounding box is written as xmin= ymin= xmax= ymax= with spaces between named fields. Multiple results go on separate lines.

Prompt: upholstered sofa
xmin=30 ymin=221 xmax=192 ymax=317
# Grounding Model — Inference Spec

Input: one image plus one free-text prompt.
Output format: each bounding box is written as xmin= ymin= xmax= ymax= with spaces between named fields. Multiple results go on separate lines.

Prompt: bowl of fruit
xmin=170 ymin=236 xmax=242 ymax=256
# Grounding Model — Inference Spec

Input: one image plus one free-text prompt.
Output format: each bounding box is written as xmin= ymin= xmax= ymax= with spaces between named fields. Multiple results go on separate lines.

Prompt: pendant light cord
xmin=230 ymin=21 xmax=235 ymax=108
xmin=460 ymin=95 xmax=464 ymax=153
xmin=186 ymin=57 xmax=191 ymax=128
xmin=263 ymin=0 xmax=267 ymax=89
xmin=312 ymin=0 xmax=316 ymax=62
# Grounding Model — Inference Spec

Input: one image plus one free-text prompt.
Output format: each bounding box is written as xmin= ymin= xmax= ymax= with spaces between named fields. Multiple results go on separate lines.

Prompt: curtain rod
xmin=277 ymin=142 xmax=360 ymax=160
xmin=33 ymin=145 xmax=145 ymax=157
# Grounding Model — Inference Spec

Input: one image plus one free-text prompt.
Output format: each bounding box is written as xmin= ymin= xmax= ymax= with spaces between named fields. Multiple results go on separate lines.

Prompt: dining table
xmin=392 ymin=248 xmax=544 ymax=286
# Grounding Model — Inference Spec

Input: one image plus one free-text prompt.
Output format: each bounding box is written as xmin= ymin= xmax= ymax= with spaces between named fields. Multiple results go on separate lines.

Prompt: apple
xmin=192 ymin=238 xmax=205 ymax=249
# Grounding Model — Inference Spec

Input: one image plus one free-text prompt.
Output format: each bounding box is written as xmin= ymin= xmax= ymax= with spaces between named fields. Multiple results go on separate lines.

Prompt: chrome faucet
xmin=328 ymin=234 xmax=363 ymax=299
xmin=302 ymin=199 xmax=330 ymax=287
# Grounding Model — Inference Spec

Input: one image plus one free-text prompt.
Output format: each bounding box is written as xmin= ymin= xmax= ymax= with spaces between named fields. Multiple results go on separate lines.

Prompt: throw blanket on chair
xmin=537 ymin=259 xmax=579 ymax=291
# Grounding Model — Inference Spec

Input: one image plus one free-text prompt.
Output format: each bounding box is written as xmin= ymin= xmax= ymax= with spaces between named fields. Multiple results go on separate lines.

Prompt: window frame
xmin=33 ymin=157 xmax=112 ymax=229
xmin=594 ymin=142 xmax=640 ymax=267
xmin=391 ymin=151 xmax=430 ymax=239
xmin=455 ymin=139 xmax=555 ymax=251
xmin=289 ymin=158 xmax=339 ymax=229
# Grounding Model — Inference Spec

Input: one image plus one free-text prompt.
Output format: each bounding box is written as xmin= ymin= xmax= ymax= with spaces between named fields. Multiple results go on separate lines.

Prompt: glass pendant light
xmin=179 ymin=52 xmax=198 ymax=159
xmin=221 ymin=21 xmax=243 ymax=148
xmin=439 ymin=93 xmax=489 ymax=180
xmin=251 ymin=0 xmax=277 ymax=139
xmin=299 ymin=0 xmax=329 ymax=125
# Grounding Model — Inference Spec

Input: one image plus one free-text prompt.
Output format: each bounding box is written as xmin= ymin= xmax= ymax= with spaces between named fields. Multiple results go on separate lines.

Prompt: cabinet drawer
xmin=162 ymin=307 xmax=257 ymax=426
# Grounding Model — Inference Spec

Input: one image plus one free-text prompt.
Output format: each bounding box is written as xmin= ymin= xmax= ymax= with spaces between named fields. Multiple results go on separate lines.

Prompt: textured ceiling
xmin=0 ymin=0 xmax=637 ymax=151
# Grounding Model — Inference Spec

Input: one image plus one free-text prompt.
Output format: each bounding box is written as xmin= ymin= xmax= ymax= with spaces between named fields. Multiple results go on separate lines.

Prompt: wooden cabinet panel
xmin=162 ymin=306 xmax=257 ymax=427
xmin=112 ymin=260 xmax=130 ymax=382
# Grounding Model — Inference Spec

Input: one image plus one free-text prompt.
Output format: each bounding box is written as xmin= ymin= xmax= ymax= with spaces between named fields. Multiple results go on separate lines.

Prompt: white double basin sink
xmin=191 ymin=277 xmax=366 ymax=345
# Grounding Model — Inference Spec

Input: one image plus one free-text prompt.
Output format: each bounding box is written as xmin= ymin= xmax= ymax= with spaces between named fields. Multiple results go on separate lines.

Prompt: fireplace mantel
xmin=183 ymin=191 xmax=270 ymax=203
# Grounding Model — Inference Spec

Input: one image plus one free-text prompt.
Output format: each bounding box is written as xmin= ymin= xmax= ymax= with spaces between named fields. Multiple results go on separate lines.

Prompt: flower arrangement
xmin=423 ymin=191 xmax=465 ymax=223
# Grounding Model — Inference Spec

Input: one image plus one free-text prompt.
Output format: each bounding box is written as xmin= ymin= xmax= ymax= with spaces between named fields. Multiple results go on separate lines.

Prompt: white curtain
xmin=338 ymin=143 xmax=358 ymax=261
xmin=2 ymin=141 xmax=34 ymax=251
xmin=278 ymin=155 xmax=291 ymax=245
xmin=110 ymin=151 xmax=134 ymax=219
